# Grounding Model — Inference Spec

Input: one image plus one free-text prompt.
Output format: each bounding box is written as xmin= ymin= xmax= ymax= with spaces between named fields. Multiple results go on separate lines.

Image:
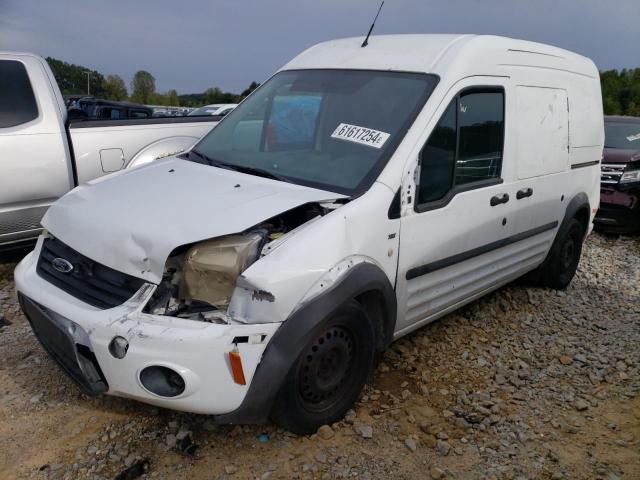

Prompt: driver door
xmin=395 ymin=77 xmax=520 ymax=335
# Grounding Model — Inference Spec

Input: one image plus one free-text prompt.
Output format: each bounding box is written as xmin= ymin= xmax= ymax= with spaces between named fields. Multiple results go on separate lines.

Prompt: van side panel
xmin=568 ymin=73 xmax=605 ymax=154
xmin=515 ymin=86 xmax=569 ymax=179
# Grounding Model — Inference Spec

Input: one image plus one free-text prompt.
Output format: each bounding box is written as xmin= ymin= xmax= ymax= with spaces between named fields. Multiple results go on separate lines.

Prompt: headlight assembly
xmin=182 ymin=232 xmax=265 ymax=308
xmin=620 ymin=166 xmax=640 ymax=184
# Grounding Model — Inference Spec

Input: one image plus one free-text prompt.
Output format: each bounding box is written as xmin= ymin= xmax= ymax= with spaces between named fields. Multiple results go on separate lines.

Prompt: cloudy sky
xmin=1 ymin=0 xmax=638 ymax=94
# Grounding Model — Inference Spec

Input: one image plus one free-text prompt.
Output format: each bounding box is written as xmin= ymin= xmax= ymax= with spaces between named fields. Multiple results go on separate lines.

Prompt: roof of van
xmin=281 ymin=34 xmax=598 ymax=78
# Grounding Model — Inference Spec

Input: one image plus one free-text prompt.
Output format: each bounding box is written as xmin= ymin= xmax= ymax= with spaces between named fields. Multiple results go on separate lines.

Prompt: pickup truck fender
xmin=127 ymin=136 xmax=201 ymax=169
xmin=216 ymin=261 xmax=396 ymax=424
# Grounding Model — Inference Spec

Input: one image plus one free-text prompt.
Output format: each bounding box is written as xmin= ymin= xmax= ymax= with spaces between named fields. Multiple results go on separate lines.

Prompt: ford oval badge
xmin=52 ymin=257 xmax=74 ymax=273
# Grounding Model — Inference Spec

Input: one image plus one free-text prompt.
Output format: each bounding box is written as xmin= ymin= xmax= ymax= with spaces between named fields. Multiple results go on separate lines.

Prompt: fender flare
xmin=216 ymin=262 xmax=396 ymax=424
xmin=557 ymin=192 xmax=591 ymax=243
xmin=536 ymin=192 xmax=590 ymax=274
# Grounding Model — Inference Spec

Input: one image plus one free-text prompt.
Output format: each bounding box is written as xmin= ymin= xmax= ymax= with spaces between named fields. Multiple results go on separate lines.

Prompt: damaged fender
xmin=216 ymin=260 xmax=397 ymax=424
xmin=227 ymin=182 xmax=400 ymax=325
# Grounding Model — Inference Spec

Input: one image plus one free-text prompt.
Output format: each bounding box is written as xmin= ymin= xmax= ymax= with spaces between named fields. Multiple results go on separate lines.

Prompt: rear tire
xmin=270 ymin=301 xmax=375 ymax=435
xmin=538 ymin=218 xmax=584 ymax=290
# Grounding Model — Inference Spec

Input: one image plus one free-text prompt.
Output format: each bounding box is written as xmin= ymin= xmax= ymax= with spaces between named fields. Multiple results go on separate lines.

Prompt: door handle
xmin=490 ymin=193 xmax=509 ymax=206
xmin=516 ymin=187 xmax=533 ymax=199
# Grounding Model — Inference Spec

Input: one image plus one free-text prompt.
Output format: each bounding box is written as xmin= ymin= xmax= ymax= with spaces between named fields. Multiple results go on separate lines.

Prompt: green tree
xmin=600 ymin=68 xmax=640 ymax=116
xmin=46 ymin=57 xmax=105 ymax=97
xmin=130 ymin=70 xmax=156 ymax=104
xmin=241 ymin=81 xmax=260 ymax=97
xmin=203 ymin=87 xmax=238 ymax=105
xmin=102 ymin=74 xmax=127 ymax=100
xmin=203 ymin=87 xmax=224 ymax=104
xmin=166 ymin=89 xmax=180 ymax=106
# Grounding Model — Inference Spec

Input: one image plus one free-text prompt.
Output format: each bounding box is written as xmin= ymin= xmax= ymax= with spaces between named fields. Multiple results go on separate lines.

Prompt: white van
xmin=15 ymin=35 xmax=603 ymax=434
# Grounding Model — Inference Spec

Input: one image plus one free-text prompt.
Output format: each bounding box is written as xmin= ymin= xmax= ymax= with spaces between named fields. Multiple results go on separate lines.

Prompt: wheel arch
xmin=557 ymin=192 xmax=590 ymax=238
xmin=531 ymin=192 xmax=590 ymax=284
xmin=215 ymin=261 xmax=396 ymax=425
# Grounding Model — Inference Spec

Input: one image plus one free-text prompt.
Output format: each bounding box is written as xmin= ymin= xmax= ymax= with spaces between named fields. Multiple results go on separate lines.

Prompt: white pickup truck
xmin=0 ymin=52 xmax=220 ymax=251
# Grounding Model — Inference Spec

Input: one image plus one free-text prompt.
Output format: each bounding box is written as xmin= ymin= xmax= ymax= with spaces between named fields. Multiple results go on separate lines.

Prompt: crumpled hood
xmin=42 ymin=157 xmax=345 ymax=283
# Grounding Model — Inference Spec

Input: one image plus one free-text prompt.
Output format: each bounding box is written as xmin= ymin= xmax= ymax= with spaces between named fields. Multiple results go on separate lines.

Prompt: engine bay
xmin=143 ymin=201 xmax=341 ymax=321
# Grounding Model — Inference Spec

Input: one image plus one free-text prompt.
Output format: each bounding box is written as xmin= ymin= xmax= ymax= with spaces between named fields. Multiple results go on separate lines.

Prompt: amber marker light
xmin=229 ymin=350 xmax=247 ymax=385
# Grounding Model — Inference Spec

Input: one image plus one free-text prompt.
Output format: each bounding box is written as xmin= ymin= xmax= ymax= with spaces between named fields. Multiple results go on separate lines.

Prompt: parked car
xmin=0 ymin=52 xmax=222 ymax=251
xmin=593 ymin=116 xmax=640 ymax=233
xmin=189 ymin=103 xmax=237 ymax=117
xmin=73 ymin=99 xmax=154 ymax=120
xmin=15 ymin=35 xmax=603 ymax=434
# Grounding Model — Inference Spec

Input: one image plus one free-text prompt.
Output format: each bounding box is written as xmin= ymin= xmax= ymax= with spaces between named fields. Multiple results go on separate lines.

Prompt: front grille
xmin=601 ymin=163 xmax=625 ymax=184
xmin=19 ymin=293 xmax=108 ymax=396
xmin=37 ymin=237 xmax=145 ymax=309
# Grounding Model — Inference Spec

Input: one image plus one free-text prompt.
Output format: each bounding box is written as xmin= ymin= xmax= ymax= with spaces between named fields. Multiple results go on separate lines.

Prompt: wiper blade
xmin=186 ymin=149 xmax=215 ymax=165
xmin=187 ymin=150 xmax=291 ymax=183
xmin=229 ymin=165 xmax=291 ymax=183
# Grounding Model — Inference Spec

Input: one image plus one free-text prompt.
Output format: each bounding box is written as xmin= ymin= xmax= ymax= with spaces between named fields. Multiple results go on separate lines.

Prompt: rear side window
xmin=417 ymin=88 xmax=504 ymax=206
xmin=0 ymin=60 xmax=39 ymax=128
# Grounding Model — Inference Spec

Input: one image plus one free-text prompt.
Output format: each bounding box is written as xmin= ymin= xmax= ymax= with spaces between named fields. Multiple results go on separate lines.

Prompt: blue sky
xmin=1 ymin=0 xmax=638 ymax=94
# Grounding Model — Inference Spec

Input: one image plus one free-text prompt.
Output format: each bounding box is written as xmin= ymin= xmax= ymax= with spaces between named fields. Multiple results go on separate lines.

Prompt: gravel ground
xmin=0 ymin=232 xmax=638 ymax=480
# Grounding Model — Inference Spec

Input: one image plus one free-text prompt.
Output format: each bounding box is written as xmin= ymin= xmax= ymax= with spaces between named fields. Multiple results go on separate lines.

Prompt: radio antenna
xmin=361 ymin=1 xmax=384 ymax=48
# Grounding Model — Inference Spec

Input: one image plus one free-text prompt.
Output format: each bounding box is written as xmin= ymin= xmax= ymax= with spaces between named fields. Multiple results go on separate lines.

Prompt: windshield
xmin=190 ymin=69 xmax=438 ymax=195
xmin=605 ymin=121 xmax=640 ymax=149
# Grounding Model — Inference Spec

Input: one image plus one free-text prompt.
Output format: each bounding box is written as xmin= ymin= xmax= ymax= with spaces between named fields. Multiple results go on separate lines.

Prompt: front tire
xmin=538 ymin=218 xmax=585 ymax=289
xmin=270 ymin=301 xmax=375 ymax=434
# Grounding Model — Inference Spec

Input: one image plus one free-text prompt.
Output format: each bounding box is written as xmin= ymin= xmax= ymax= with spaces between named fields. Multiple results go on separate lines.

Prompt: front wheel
xmin=538 ymin=218 xmax=585 ymax=290
xmin=270 ymin=301 xmax=375 ymax=434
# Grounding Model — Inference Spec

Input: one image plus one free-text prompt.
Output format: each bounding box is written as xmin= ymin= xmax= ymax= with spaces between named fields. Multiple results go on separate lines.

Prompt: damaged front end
xmin=143 ymin=201 xmax=341 ymax=324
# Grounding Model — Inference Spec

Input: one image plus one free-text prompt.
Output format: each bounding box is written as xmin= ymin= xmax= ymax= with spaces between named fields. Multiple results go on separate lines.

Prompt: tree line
xmin=600 ymin=69 xmax=640 ymax=116
xmin=46 ymin=57 xmax=259 ymax=107
xmin=46 ymin=57 xmax=640 ymax=115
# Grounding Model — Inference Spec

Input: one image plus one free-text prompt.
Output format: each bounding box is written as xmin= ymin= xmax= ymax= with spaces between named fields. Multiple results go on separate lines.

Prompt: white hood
xmin=42 ymin=158 xmax=344 ymax=283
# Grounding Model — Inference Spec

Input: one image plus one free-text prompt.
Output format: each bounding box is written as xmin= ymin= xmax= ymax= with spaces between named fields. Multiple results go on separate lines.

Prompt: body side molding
xmin=406 ymin=221 xmax=559 ymax=280
xmin=571 ymin=160 xmax=600 ymax=169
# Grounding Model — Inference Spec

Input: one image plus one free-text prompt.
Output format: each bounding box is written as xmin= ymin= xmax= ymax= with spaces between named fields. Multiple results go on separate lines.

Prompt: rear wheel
xmin=538 ymin=218 xmax=584 ymax=289
xmin=270 ymin=301 xmax=375 ymax=434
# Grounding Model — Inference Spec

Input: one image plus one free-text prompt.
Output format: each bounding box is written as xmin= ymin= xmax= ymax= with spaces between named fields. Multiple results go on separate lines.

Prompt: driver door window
xmin=417 ymin=89 xmax=504 ymax=208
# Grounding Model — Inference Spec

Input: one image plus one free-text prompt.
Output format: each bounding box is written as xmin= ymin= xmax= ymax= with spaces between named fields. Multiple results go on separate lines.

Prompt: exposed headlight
xmin=620 ymin=167 xmax=640 ymax=184
xmin=182 ymin=232 xmax=264 ymax=308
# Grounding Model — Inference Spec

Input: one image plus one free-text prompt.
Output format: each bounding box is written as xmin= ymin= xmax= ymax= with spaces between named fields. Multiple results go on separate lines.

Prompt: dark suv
xmin=594 ymin=116 xmax=640 ymax=233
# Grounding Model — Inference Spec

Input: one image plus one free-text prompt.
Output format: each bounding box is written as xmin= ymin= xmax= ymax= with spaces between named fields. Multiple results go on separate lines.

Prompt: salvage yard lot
xmin=0 ymin=233 xmax=638 ymax=480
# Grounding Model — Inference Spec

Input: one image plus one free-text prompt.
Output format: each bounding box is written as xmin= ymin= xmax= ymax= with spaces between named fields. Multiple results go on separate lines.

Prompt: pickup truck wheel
xmin=539 ymin=218 xmax=584 ymax=290
xmin=270 ymin=301 xmax=375 ymax=435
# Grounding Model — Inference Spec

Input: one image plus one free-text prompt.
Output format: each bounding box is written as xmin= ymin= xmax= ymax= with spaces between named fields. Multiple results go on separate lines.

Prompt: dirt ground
xmin=0 ymin=232 xmax=638 ymax=480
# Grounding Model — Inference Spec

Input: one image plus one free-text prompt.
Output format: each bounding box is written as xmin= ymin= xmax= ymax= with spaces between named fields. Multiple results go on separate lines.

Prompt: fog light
xmin=140 ymin=366 xmax=185 ymax=397
xmin=108 ymin=336 xmax=129 ymax=359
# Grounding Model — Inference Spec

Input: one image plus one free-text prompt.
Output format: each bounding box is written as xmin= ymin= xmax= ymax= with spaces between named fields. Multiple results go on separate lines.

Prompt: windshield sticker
xmin=627 ymin=133 xmax=640 ymax=142
xmin=331 ymin=123 xmax=390 ymax=149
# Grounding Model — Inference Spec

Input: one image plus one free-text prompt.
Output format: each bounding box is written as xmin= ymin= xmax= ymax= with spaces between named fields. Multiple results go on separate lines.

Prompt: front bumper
xmin=595 ymin=185 xmax=640 ymax=233
xmin=15 ymin=242 xmax=281 ymax=415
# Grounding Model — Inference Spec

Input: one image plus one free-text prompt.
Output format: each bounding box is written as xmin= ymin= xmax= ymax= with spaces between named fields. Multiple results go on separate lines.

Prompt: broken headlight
xmin=182 ymin=231 xmax=265 ymax=309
